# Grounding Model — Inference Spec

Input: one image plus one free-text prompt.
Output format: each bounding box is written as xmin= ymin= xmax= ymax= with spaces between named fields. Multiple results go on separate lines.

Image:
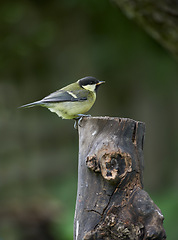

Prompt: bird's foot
xmin=77 ymin=114 xmax=91 ymax=119
xmin=73 ymin=114 xmax=91 ymax=129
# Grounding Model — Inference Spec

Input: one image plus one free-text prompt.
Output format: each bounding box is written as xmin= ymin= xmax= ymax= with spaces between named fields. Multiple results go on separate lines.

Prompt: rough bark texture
xmin=112 ymin=0 xmax=178 ymax=58
xmin=74 ymin=117 xmax=166 ymax=240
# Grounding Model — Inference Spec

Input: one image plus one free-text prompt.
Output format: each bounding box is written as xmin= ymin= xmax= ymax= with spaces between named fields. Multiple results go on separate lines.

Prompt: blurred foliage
xmin=0 ymin=0 xmax=178 ymax=239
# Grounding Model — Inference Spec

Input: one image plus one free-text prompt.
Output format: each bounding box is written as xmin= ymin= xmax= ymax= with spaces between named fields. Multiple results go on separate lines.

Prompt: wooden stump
xmin=74 ymin=117 xmax=166 ymax=240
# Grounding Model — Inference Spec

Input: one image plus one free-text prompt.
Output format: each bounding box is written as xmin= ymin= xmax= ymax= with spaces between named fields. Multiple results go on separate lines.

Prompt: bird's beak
xmin=96 ymin=81 xmax=105 ymax=85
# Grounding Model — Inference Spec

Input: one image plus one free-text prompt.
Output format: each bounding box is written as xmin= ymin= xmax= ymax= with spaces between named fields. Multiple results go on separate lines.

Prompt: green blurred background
xmin=0 ymin=0 xmax=178 ymax=239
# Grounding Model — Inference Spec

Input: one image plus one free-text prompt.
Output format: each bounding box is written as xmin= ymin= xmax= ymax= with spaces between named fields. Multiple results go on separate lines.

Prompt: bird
xmin=19 ymin=76 xmax=105 ymax=120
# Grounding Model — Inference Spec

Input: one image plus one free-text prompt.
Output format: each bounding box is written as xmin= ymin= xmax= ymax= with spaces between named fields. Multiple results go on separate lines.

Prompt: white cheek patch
xmin=83 ymin=84 xmax=96 ymax=92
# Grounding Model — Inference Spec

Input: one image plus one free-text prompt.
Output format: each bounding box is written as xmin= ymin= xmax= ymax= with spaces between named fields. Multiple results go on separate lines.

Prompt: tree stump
xmin=74 ymin=117 xmax=166 ymax=240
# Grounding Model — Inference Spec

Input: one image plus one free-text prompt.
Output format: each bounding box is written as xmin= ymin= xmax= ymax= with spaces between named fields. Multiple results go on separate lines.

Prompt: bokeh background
xmin=0 ymin=0 xmax=178 ymax=239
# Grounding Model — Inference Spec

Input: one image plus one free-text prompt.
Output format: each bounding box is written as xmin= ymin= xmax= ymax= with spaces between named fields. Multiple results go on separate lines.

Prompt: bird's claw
xmin=73 ymin=114 xmax=91 ymax=130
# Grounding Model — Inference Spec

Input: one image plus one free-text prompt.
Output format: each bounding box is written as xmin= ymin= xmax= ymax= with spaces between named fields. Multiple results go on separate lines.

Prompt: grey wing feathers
xmin=42 ymin=90 xmax=87 ymax=103
xmin=19 ymin=89 xmax=87 ymax=108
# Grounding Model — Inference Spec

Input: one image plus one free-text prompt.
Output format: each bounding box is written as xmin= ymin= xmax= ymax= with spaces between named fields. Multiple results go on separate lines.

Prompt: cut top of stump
xmin=78 ymin=116 xmax=145 ymax=151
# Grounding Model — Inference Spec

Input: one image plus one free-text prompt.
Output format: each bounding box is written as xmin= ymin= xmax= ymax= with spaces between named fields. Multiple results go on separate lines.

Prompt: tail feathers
xmin=18 ymin=100 xmax=42 ymax=109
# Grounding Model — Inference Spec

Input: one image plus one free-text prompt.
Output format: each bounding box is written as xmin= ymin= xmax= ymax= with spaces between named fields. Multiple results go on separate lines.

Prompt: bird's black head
xmin=78 ymin=76 xmax=105 ymax=92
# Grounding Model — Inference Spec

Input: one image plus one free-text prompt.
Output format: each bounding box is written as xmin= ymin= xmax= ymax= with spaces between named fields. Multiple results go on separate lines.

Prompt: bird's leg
xmin=73 ymin=114 xmax=91 ymax=129
xmin=74 ymin=119 xmax=78 ymax=130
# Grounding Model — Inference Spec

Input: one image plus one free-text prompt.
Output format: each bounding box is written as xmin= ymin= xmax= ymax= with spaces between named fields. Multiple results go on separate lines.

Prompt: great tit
xmin=19 ymin=76 xmax=105 ymax=119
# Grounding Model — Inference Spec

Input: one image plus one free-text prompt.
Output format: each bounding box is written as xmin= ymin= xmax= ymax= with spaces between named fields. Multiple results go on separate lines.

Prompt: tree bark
xmin=112 ymin=0 xmax=178 ymax=58
xmin=74 ymin=116 xmax=166 ymax=240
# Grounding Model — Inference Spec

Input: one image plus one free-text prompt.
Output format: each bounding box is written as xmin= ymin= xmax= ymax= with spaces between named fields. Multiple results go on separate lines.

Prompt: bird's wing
xmin=41 ymin=89 xmax=88 ymax=103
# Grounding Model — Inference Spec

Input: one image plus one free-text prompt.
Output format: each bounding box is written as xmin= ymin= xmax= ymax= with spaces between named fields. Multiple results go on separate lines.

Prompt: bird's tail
xmin=18 ymin=100 xmax=42 ymax=109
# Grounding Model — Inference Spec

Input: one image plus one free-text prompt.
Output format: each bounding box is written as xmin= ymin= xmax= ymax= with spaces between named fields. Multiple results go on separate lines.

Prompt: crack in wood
xmin=84 ymin=209 xmax=102 ymax=216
